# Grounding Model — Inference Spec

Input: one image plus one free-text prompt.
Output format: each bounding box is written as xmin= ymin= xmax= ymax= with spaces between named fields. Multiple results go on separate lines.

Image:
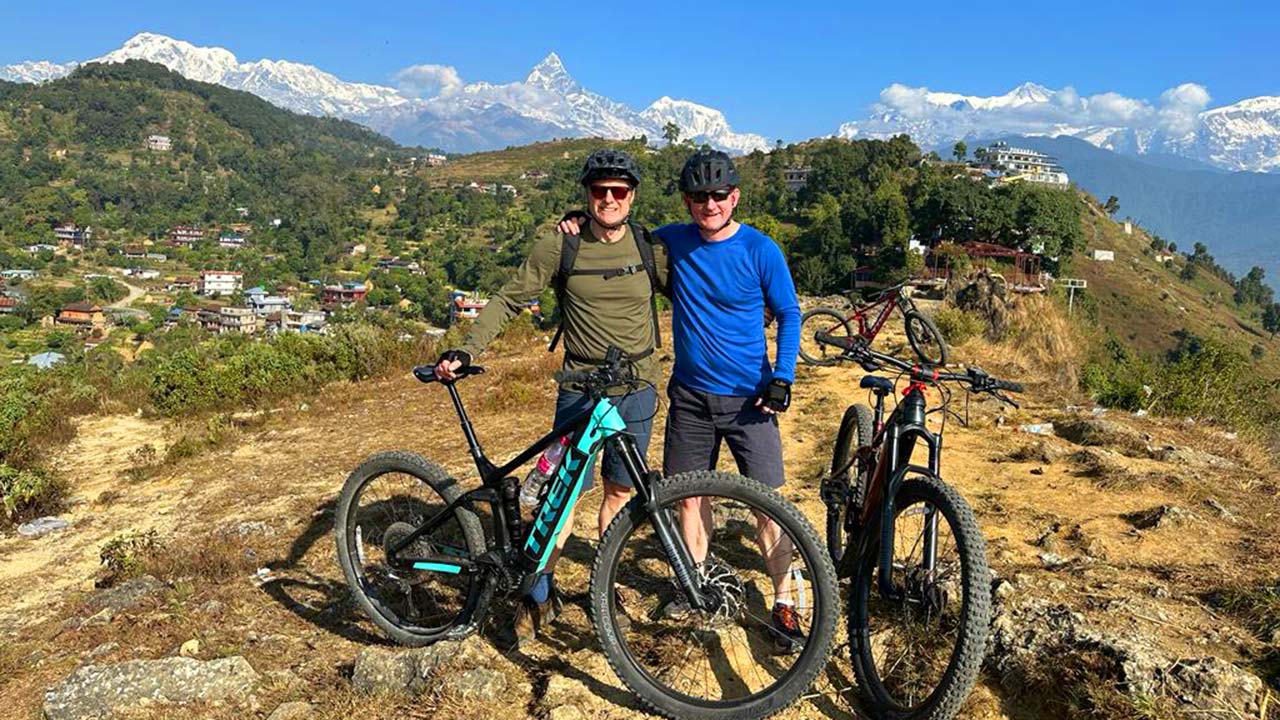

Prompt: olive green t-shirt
xmin=460 ymin=224 xmax=669 ymax=389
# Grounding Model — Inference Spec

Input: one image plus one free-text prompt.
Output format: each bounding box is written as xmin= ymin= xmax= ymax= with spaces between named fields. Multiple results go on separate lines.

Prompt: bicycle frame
xmin=836 ymin=384 xmax=944 ymax=604
xmin=386 ymin=380 xmax=710 ymax=606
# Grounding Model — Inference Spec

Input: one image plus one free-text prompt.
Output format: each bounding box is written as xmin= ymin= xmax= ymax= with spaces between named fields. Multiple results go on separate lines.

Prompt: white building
xmin=218 ymin=233 xmax=246 ymax=249
xmin=784 ymin=166 xmax=811 ymax=191
xmin=219 ymin=306 xmax=259 ymax=334
xmin=1091 ymin=249 xmax=1115 ymax=262
xmin=985 ymin=143 xmax=1070 ymax=186
xmin=146 ymin=134 xmax=172 ymax=151
xmin=426 ymin=153 xmax=447 ymax=166
xmin=244 ymin=286 xmax=291 ymax=315
xmin=199 ymin=270 xmax=243 ymax=297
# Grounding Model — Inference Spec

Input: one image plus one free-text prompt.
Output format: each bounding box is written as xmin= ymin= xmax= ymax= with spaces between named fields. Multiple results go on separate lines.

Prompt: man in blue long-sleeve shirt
xmin=559 ymin=150 xmax=805 ymax=652
xmin=659 ymin=150 xmax=805 ymax=653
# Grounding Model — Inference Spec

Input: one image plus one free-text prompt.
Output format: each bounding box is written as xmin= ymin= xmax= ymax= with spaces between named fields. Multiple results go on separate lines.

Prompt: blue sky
xmin=3 ymin=0 xmax=1278 ymax=141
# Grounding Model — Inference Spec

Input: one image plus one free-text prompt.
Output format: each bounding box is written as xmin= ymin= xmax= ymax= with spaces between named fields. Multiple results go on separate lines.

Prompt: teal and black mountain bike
xmin=335 ymin=348 xmax=838 ymax=720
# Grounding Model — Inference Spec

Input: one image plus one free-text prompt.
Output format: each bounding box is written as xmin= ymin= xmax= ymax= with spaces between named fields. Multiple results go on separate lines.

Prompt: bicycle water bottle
xmin=520 ymin=436 xmax=569 ymax=507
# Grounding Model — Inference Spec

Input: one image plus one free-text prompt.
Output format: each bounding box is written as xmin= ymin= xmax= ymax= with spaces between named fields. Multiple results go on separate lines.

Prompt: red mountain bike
xmin=798 ymin=282 xmax=949 ymax=367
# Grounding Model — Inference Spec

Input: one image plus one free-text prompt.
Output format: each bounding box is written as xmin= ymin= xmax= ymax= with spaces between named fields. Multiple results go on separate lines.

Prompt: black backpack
xmin=547 ymin=221 xmax=661 ymax=361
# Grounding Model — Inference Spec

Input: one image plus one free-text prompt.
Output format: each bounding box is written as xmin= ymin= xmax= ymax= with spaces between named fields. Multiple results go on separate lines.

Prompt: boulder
xmin=84 ymin=576 xmax=168 ymax=615
xmin=351 ymin=635 xmax=530 ymax=700
xmin=43 ymin=656 xmax=259 ymax=720
xmin=266 ymin=701 xmax=313 ymax=720
xmin=1054 ymin=417 xmax=1148 ymax=456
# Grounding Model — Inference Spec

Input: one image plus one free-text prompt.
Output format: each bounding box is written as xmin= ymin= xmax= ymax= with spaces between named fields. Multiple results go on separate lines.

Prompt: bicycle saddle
xmin=859 ymin=375 xmax=895 ymax=395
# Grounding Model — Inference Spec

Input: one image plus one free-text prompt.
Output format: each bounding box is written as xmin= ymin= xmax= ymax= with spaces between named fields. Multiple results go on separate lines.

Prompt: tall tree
xmin=1103 ymin=195 xmax=1120 ymax=217
xmin=662 ymin=122 xmax=681 ymax=145
xmin=952 ymin=141 xmax=967 ymax=162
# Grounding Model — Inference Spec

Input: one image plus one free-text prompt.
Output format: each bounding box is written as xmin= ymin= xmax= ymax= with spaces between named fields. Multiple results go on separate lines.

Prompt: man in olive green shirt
xmin=435 ymin=149 xmax=666 ymax=649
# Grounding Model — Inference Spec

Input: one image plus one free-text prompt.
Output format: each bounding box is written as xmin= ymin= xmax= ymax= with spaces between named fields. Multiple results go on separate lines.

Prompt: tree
xmin=1263 ymin=303 xmax=1280 ymax=338
xmin=662 ymin=122 xmax=681 ymax=145
xmin=974 ymin=147 xmax=988 ymax=163
xmin=952 ymin=141 xmax=967 ymax=163
xmin=1103 ymin=195 xmax=1120 ymax=217
xmin=1233 ymin=266 xmax=1273 ymax=307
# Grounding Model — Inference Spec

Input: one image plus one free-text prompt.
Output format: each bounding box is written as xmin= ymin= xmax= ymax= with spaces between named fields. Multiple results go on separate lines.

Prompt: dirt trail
xmin=1 ymin=324 xmax=1276 ymax=719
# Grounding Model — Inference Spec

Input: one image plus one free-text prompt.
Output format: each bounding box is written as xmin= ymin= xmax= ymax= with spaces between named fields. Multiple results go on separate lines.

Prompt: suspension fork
xmin=876 ymin=426 xmax=941 ymax=601
xmin=611 ymin=435 xmax=709 ymax=611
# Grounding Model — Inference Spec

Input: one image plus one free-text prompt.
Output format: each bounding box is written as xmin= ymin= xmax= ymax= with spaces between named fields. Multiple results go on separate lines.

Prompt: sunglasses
xmin=589 ymin=185 xmax=632 ymax=201
xmin=686 ymin=188 xmax=734 ymax=203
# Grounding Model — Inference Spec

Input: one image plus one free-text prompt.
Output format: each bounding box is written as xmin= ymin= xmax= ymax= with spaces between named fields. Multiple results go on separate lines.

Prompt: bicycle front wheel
xmin=798 ymin=308 xmax=854 ymax=366
xmin=335 ymin=451 xmax=492 ymax=646
xmin=848 ymin=475 xmax=991 ymax=720
xmin=590 ymin=471 xmax=839 ymax=720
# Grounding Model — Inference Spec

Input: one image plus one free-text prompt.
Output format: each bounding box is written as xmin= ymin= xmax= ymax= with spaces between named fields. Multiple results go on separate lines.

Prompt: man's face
xmin=587 ymin=178 xmax=635 ymax=227
xmin=683 ymin=187 xmax=740 ymax=233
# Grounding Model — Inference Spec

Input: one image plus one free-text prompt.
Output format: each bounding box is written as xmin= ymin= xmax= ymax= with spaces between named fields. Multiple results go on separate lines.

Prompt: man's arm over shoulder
xmin=757 ymin=235 xmax=801 ymax=383
xmin=460 ymin=234 xmax=560 ymax=357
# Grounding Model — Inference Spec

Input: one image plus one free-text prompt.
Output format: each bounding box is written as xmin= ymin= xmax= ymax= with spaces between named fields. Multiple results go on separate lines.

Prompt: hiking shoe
xmin=770 ymin=602 xmax=806 ymax=655
xmin=497 ymin=593 xmax=562 ymax=651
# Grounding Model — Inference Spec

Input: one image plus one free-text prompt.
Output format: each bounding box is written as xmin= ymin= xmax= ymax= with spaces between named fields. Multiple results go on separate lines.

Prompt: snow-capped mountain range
xmin=0 ymin=33 xmax=768 ymax=154
xmin=837 ymin=81 xmax=1280 ymax=173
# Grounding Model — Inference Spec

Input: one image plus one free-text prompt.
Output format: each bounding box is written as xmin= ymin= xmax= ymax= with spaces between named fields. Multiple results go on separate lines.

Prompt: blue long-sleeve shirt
xmin=656 ymin=222 xmax=801 ymax=396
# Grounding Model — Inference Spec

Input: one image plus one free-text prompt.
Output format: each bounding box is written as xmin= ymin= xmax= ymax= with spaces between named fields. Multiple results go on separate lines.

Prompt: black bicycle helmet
xmin=679 ymin=149 xmax=740 ymax=192
xmin=579 ymin=149 xmax=641 ymax=187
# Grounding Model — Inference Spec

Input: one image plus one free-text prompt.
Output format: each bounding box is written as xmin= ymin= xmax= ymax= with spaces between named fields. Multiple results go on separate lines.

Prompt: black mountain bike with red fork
xmin=813 ymin=331 xmax=1021 ymax=720
xmin=799 ymin=281 xmax=949 ymax=367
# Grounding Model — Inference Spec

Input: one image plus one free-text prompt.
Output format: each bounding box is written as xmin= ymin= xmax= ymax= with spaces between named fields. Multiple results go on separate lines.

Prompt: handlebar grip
xmin=413 ymin=364 xmax=485 ymax=384
xmin=992 ymin=378 xmax=1023 ymax=393
xmin=553 ymin=370 xmax=594 ymax=386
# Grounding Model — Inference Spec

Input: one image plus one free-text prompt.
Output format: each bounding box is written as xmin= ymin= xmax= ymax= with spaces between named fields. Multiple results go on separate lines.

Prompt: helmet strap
xmin=589 ymin=210 xmax=630 ymax=232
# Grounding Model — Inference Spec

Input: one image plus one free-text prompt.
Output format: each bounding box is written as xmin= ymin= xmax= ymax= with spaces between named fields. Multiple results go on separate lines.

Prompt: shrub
xmin=931 ymin=307 xmax=984 ymax=346
xmin=0 ymin=463 xmax=67 ymax=525
xmin=98 ymin=529 xmax=161 ymax=586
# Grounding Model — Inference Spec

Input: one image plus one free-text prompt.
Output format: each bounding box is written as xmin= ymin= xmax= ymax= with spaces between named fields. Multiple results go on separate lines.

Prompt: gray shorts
xmin=662 ymin=379 xmax=786 ymax=488
xmin=554 ymin=387 xmax=657 ymax=490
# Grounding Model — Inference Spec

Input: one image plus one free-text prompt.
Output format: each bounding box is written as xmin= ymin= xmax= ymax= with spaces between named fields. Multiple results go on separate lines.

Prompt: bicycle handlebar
xmin=552 ymin=346 xmax=638 ymax=396
xmin=814 ymin=330 xmax=1023 ymax=403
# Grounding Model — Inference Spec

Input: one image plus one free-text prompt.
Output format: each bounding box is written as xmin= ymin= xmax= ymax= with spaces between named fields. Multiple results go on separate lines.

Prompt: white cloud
xmin=1086 ymin=92 xmax=1152 ymax=124
xmin=394 ymin=64 xmax=464 ymax=99
xmin=845 ymin=81 xmax=1210 ymax=144
xmin=1157 ymin=83 xmax=1211 ymax=135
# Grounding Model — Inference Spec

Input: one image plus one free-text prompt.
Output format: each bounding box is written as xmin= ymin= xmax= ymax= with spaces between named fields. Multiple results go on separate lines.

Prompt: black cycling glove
xmin=758 ymin=378 xmax=792 ymax=413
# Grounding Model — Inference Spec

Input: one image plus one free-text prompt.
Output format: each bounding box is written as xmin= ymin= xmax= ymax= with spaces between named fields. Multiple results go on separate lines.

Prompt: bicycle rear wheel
xmin=904 ymin=310 xmax=949 ymax=365
xmin=335 ymin=451 xmax=492 ymax=646
xmin=799 ymin=308 xmax=854 ymax=366
xmin=848 ymin=475 xmax=990 ymax=720
xmin=591 ymin=471 xmax=839 ymax=720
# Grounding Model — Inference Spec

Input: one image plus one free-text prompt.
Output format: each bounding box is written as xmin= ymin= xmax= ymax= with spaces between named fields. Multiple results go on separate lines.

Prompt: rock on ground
xmin=989 ymin=597 xmax=1263 ymax=715
xmin=266 ymin=701 xmax=313 ymax=720
xmin=84 ymin=576 xmax=168 ymax=614
xmin=43 ymin=656 xmax=259 ymax=720
xmin=351 ymin=635 xmax=532 ymax=701
xmin=1054 ymin=417 xmax=1149 ymax=456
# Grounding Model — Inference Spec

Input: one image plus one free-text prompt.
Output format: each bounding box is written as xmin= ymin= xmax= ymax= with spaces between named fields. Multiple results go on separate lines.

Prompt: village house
xmin=784 ymin=166 xmax=811 ymax=191
xmin=271 ymin=309 xmax=327 ymax=334
xmin=53 ymin=223 xmax=92 ymax=246
xmin=0 ymin=297 xmax=18 ymax=314
xmin=376 ymin=256 xmax=423 ymax=273
xmin=25 ymin=244 xmax=59 ymax=256
xmin=124 ymin=245 xmax=148 ymax=260
xmin=56 ymin=302 xmax=107 ymax=332
xmin=450 ymin=291 xmax=489 ymax=322
xmin=145 ymin=134 xmax=171 ymax=151
xmin=2 ymin=269 xmax=37 ymax=279
xmin=235 ymin=206 xmax=250 ymax=218
xmin=520 ymin=170 xmax=548 ymax=180
xmin=244 ymin=286 xmax=291 ymax=315
xmin=219 ymin=306 xmax=260 ymax=334
xmin=322 ymin=282 xmax=368 ymax=308
xmin=195 ymin=306 xmax=222 ymax=333
xmin=199 ymin=270 xmax=243 ymax=297
xmin=218 ymin=233 xmax=246 ymax=249
xmin=167 ymin=276 xmax=198 ymax=293
xmin=426 ymin=153 xmax=447 ymax=166
xmin=981 ymin=142 xmax=1070 ymax=186
xmin=169 ymin=225 xmax=205 ymax=246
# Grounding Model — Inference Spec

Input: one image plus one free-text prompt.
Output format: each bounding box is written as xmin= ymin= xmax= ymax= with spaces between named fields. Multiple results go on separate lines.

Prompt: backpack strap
xmin=547 ymin=232 xmax=581 ymax=352
xmin=629 ymin=221 xmax=662 ymax=349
